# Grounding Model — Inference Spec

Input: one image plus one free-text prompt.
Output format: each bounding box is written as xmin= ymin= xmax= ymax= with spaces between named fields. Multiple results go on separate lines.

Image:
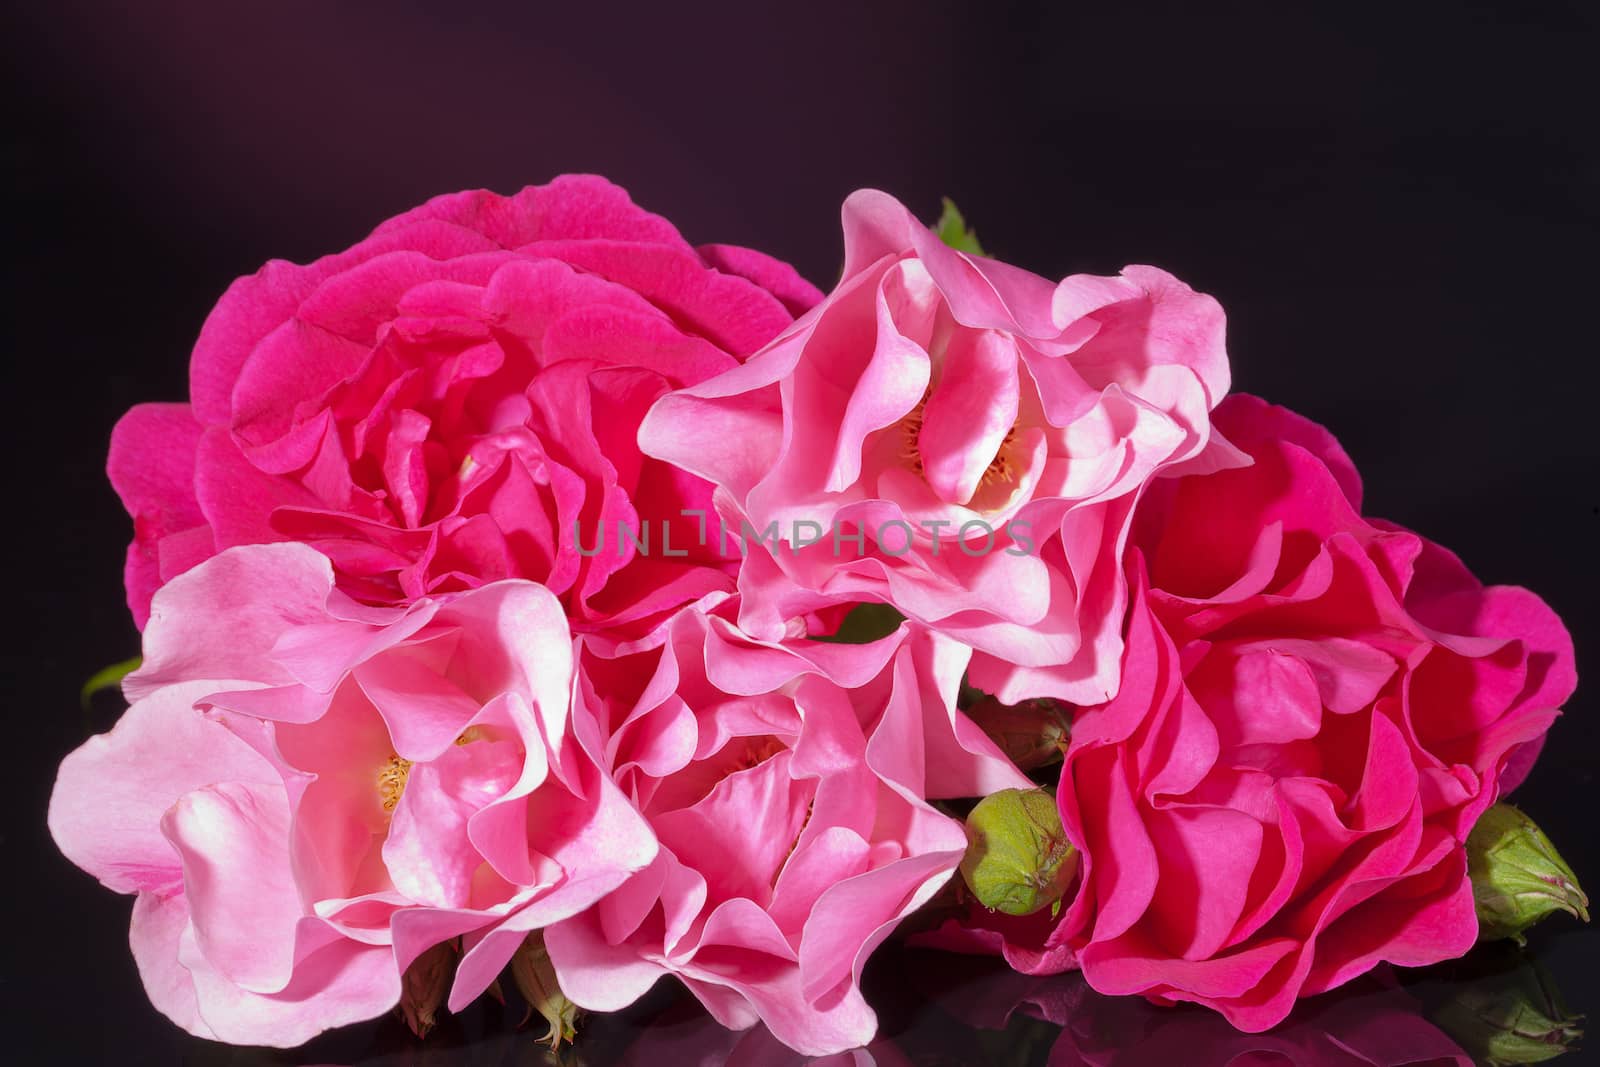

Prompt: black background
xmin=4 ymin=2 xmax=1597 ymax=1063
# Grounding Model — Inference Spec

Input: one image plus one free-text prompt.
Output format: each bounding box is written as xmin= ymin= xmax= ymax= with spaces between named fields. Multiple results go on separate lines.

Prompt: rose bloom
xmin=543 ymin=602 xmax=1030 ymax=1055
xmin=110 ymin=175 xmax=819 ymax=638
xmin=1048 ymin=396 xmax=1575 ymax=1030
xmin=640 ymin=189 xmax=1234 ymax=705
xmin=48 ymin=544 xmax=655 ymax=1046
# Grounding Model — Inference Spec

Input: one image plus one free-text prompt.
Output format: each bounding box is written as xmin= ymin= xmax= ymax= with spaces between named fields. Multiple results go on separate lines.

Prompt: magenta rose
xmin=640 ymin=189 xmax=1234 ymax=705
xmin=48 ymin=544 xmax=655 ymax=1045
xmin=110 ymin=175 xmax=820 ymax=637
xmin=1050 ymin=396 xmax=1575 ymax=1030
xmin=544 ymin=603 xmax=1030 ymax=1055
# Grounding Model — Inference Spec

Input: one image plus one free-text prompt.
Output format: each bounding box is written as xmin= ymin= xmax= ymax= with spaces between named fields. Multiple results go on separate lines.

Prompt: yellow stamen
xmin=776 ymin=798 xmax=815 ymax=884
xmin=377 ymin=753 xmax=413 ymax=813
xmin=733 ymin=735 xmax=786 ymax=773
xmin=377 ymin=730 xmax=489 ymax=814
xmin=899 ymin=395 xmax=1018 ymax=488
xmin=899 ymin=397 xmax=928 ymax=473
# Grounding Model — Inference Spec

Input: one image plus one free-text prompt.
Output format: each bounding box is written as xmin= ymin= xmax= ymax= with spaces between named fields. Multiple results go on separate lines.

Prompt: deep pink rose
xmin=110 ymin=175 xmax=821 ymax=637
xmin=48 ymin=544 xmax=655 ymax=1046
xmin=640 ymin=189 xmax=1234 ymax=705
xmin=1049 ymin=395 xmax=1575 ymax=1030
xmin=544 ymin=604 xmax=1031 ymax=1055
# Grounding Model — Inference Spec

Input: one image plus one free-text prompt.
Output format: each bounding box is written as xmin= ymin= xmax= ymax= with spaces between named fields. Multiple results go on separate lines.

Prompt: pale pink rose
xmin=48 ymin=543 xmax=655 ymax=1046
xmin=544 ymin=604 xmax=1031 ymax=1055
xmin=110 ymin=175 xmax=820 ymax=638
xmin=1045 ymin=396 xmax=1575 ymax=1031
xmin=640 ymin=190 xmax=1235 ymax=705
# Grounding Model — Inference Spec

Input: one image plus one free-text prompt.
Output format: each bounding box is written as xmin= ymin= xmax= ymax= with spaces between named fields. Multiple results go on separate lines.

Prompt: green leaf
xmin=813 ymin=603 xmax=906 ymax=645
xmin=934 ymin=197 xmax=986 ymax=256
xmin=957 ymin=675 xmax=990 ymax=709
xmin=80 ymin=656 xmax=141 ymax=710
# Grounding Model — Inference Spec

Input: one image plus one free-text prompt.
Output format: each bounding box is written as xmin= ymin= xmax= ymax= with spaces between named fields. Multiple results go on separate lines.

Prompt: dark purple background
xmin=5 ymin=1 xmax=1596 ymax=1062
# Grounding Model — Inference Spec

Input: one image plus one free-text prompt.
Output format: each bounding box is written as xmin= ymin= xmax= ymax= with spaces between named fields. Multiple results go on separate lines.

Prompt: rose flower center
xmin=899 ymin=395 xmax=1019 ymax=489
xmin=376 ymin=729 xmax=490 ymax=813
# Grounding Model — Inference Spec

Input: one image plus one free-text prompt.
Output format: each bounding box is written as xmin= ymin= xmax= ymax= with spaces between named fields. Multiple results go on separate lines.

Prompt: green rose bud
xmin=1469 ymin=804 xmax=1589 ymax=944
xmin=965 ymin=696 xmax=1070 ymax=773
xmin=1428 ymin=951 xmax=1583 ymax=1066
xmin=960 ymin=787 xmax=1078 ymax=917
xmin=510 ymin=931 xmax=580 ymax=1050
xmin=397 ymin=939 xmax=454 ymax=1039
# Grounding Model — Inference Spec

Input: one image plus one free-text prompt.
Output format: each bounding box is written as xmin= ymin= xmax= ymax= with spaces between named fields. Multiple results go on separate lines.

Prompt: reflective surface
xmin=152 ymin=931 xmax=1591 ymax=1066
xmin=9 ymin=2 xmax=1597 ymax=1065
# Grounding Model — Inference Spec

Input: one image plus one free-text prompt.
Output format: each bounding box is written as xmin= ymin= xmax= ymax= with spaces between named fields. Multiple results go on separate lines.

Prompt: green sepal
xmin=934 ymin=198 xmax=985 ymax=256
xmin=80 ymin=656 xmax=141 ymax=711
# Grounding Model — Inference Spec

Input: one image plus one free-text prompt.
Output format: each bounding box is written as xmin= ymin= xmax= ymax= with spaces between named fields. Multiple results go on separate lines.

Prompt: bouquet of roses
xmin=49 ymin=176 xmax=1585 ymax=1056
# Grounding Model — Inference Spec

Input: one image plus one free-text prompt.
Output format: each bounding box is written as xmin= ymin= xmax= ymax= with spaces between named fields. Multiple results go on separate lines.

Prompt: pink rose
xmin=640 ymin=189 xmax=1234 ymax=705
xmin=110 ymin=175 xmax=821 ymax=637
xmin=48 ymin=544 xmax=655 ymax=1046
xmin=1051 ymin=396 xmax=1575 ymax=1030
xmin=544 ymin=604 xmax=1031 ymax=1055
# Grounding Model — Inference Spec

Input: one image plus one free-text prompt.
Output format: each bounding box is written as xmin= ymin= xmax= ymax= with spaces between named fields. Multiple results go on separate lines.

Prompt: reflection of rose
xmin=912 ymin=951 xmax=1472 ymax=1067
xmin=1054 ymin=396 xmax=1575 ymax=1031
xmin=641 ymin=189 xmax=1232 ymax=705
xmin=111 ymin=175 xmax=818 ymax=637
xmin=614 ymin=1001 xmax=914 ymax=1067
xmin=1045 ymin=977 xmax=1472 ymax=1067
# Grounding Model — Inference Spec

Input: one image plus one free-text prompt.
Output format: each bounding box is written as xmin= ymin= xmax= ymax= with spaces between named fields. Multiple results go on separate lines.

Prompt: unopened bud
xmin=511 ymin=931 xmax=580 ymax=1050
xmin=1469 ymin=804 xmax=1589 ymax=944
xmin=960 ymin=788 xmax=1078 ymax=917
xmin=966 ymin=696 xmax=1070 ymax=772
xmin=398 ymin=940 xmax=455 ymax=1039
xmin=1429 ymin=952 xmax=1583 ymax=1066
